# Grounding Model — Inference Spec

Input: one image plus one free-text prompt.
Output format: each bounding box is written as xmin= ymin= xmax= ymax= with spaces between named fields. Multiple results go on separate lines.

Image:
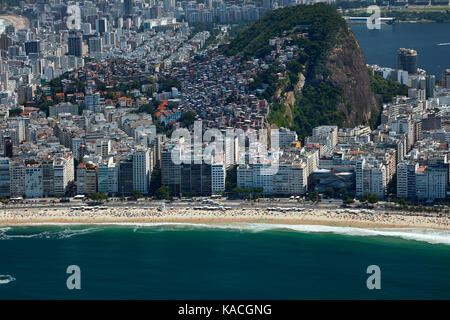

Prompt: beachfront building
xmin=355 ymin=158 xmax=387 ymax=200
xmin=0 ymin=157 xmax=10 ymax=197
xmin=10 ymin=160 xmax=25 ymax=197
xmin=397 ymin=161 xmax=419 ymax=200
xmin=415 ymin=164 xmax=448 ymax=201
xmin=181 ymin=161 xmax=212 ymax=196
xmin=97 ymin=159 xmax=119 ymax=196
xmin=161 ymin=144 xmax=181 ymax=195
xmin=211 ymin=162 xmax=226 ymax=194
xmin=53 ymin=155 xmax=75 ymax=196
xmin=25 ymin=164 xmax=43 ymax=198
xmin=132 ymin=148 xmax=152 ymax=194
xmin=237 ymin=159 xmax=308 ymax=195
xmin=76 ymin=162 xmax=97 ymax=195
xmin=118 ymin=156 xmax=134 ymax=196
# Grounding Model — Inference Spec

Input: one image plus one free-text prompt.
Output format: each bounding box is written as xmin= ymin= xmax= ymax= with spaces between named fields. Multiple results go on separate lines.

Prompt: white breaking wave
xmin=437 ymin=42 xmax=450 ymax=46
xmin=0 ymin=227 xmax=100 ymax=240
xmin=1 ymin=223 xmax=449 ymax=245
xmin=0 ymin=275 xmax=16 ymax=285
xmin=102 ymin=222 xmax=450 ymax=245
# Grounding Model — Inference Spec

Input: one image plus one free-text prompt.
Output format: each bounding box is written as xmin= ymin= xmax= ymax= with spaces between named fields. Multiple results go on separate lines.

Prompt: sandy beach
xmin=0 ymin=14 xmax=30 ymax=29
xmin=0 ymin=205 xmax=449 ymax=230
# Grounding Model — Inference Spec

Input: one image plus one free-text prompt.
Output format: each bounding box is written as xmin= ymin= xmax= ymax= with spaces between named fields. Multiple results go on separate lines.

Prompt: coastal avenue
xmin=0 ymin=197 xmax=441 ymax=218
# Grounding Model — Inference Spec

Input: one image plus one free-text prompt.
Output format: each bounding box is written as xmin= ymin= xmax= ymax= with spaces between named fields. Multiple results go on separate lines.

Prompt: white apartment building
xmin=356 ymin=158 xmax=387 ymax=199
xmin=237 ymin=160 xmax=308 ymax=195
xmin=416 ymin=165 xmax=448 ymax=201
xmin=54 ymin=155 xmax=74 ymax=196
xmin=133 ymin=148 xmax=152 ymax=194
xmin=211 ymin=163 xmax=226 ymax=194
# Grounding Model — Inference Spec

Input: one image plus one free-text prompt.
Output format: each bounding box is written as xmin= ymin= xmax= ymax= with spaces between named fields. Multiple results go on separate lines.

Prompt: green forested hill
xmin=222 ymin=4 xmax=378 ymax=139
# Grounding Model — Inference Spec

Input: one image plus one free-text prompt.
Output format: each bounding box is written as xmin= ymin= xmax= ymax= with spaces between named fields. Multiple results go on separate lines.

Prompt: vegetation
xmin=179 ymin=110 xmax=197 ymax=128
xmin=369 ymin=71 xmax=409 ymax=103
xmin=306 ymin=191 xmax=321 ymax=203
xmin=222 ymin=4 xmax=354 ymax=140
xmin=155 ymin=186 xmax=170 ymax=200
xmin=231 ymin=187 xmax=264 ymax=199
xmin=291 ymin=83 xmax=345 ymax=139
xmin=8 ymin=108 xmax=22 ymax=117
xmin=131 ymin=190 xmax=143 ymax=199
xmin=223 ymin=4 xmax=347 ymax=63
xmin=358 ymin=193 xmax=379 ymax=204
xmin=87 ymin=192 xmax=107 ymax=201
xmin=343 ymin=197 xmax=355 ymax=205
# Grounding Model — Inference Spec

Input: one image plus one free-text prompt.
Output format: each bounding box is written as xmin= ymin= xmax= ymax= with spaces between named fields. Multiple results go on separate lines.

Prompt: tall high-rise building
xmin=4 ymin=136 xmax=13 ymax=158
xmin=426 ymin=75 xmax=436 ymax=98
xmin=96 ymin=18 xmax=108 ymax=35
xmin=68 ymin=33 xmax=83 ymax=57
xmin=25 ymin=40 xmax=40 ymax=55
xmin=397 ymin=48 xmax=418 ymax=75
xmin=124 ymin=0 xmax=134 ymax=16
xmin=119 ymin=157 xmax=133 ymax=196
xmin=0 ymin=157 xmax=10 ymax=197
xmin=0 ymin=33 xmax=12 ymax=51
xmin=163 ymin=0 xmax=175 ymax=12
xmin=88 ymin=36 xmax=103 ymax=54
xmin=443 ymin=69 xmax=450 ymax=89
xmin=132 ymin=148 xmax=152 ymax=194
xmin=10 ymin=161 xmax=25 ymax=198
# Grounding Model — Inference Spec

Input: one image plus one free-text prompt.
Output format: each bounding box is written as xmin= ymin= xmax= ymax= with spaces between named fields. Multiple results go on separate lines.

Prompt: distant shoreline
xmin=0 ymin=14 xmax=30 ymax=30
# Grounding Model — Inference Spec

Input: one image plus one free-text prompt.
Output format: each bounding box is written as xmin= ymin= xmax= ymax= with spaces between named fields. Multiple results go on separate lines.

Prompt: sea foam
xmin=0 ymin=275 xmax=16 ymax=285
xmin=0 ymin=227 xmax=100 ymax=240
xmin=114 ymin=222 xmax=450 ymax=245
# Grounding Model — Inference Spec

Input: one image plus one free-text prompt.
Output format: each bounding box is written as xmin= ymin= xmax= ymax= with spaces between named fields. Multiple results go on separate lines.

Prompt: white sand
xmin=0 ymin=205 xmax=448 ymax=230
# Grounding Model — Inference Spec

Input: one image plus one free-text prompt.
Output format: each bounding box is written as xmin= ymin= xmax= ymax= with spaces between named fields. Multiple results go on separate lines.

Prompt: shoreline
xmin=1 ymin=206 xmax=449 ymax=230
xmin=0 ymin=14 xmax=30 ymax=30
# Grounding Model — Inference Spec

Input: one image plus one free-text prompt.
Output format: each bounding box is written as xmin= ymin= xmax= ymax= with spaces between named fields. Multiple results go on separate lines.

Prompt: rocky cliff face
xmin=321 ymin=27 xmax=377 ymax=127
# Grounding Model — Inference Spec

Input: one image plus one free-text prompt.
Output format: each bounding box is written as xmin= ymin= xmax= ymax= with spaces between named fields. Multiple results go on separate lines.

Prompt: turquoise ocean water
xmin=0 ymin=22 xmax=449 ymax=300
xmin=0 ymin=224 xmax=449 ymax=299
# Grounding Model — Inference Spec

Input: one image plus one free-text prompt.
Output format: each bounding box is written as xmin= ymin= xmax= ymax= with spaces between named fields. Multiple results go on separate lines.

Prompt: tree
xmin=343 ymin=197 xmax=354 ymax=205
xmin=324 ymin=187 xmax=334 ymax=199
xmin=155 ymin=186 xmax=170 ymax=200
xmin=131 ymin=190 xmax=143 ymax=199
xmin=87 ymin=192 xmax=107 ymax=201
xmin=179 ymin=110 xmax=197 ymax=128
xmin=368 ymin=194 xmax=378 ymax=204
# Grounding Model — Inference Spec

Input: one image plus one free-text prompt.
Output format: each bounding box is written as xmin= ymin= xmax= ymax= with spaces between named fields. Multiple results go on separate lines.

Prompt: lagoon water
xmin=0 ymin=224 xmax=449 ymax=299
xmin=351 ymin=22 xmax=450 ymax=77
